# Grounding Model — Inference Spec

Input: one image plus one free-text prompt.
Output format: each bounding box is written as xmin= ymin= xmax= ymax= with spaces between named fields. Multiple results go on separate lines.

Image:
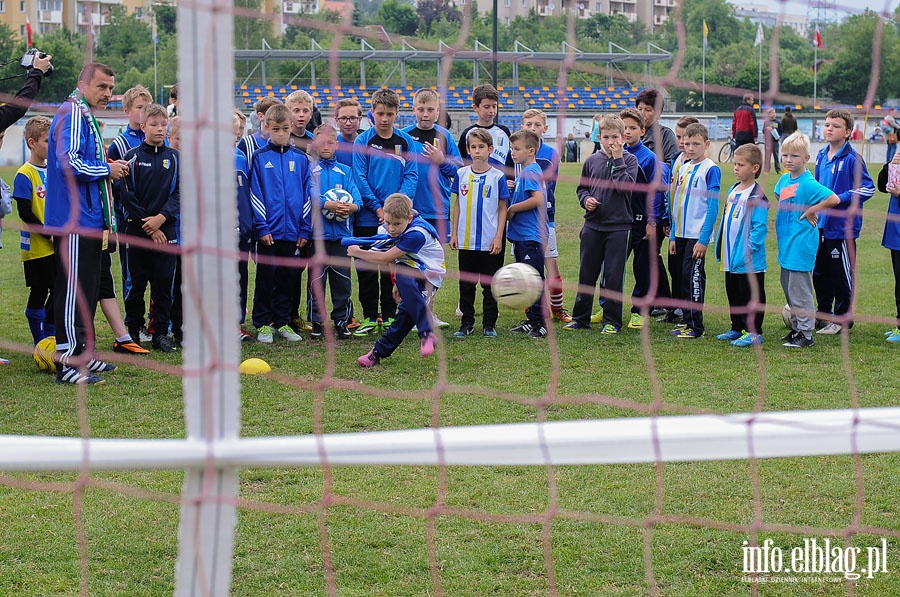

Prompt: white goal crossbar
xmin=4 ymin=407 xmax=900 ymax=472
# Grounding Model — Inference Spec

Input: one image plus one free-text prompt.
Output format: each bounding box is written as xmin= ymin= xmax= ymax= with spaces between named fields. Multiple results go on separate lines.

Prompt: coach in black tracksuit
xmin=120 ymin=137 xmax=180 ymax=352
xmin=571 ymin=135 xmax=639 ymax=332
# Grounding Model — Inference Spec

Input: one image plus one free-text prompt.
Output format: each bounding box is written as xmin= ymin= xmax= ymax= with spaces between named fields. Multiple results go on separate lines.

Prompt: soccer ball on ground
xmin=491 ymin=263 xmax=543 ymax=310
xmin=321 ymin=188 xmax=355 ymax=223
xmin=782 ymin=304 xmax=792 ymax=329
xmin=33 ymin=336 xmax=58 ymax=373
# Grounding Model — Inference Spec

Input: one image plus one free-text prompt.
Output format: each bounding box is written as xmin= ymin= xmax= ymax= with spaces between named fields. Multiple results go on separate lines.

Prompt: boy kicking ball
xmin=351 ymin=194 xmax=445 ymax=367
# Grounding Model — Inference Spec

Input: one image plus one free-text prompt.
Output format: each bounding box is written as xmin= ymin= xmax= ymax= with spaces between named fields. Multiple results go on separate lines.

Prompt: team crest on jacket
xmin=162 ymin=159 xmax=170 ymax=170
xmin=36 ymin=185 xmax=46 ymax=199
xmin=460 ymin=184 xmax=469 ymax=197
xmin=394 ymin=145 xmax=402 ymax=155
xmin=289 ymin=161 xmax=295 ymax=172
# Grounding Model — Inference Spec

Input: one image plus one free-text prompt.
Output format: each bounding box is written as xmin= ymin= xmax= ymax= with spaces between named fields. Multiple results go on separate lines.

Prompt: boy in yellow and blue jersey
xmin=13 ymin=116 xmax=55 ymax=344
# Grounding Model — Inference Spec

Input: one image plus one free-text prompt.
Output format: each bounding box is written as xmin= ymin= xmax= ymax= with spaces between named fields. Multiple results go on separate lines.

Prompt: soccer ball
xmin=321 ymin=188 xmax=354 ymax=223
xmin=491 ymin=263 xmax=543 ymax=310
xmin=33 ymin=336 xmax=57 ymax=374
xmin=782 ymin=304 xmax=792 ymax=329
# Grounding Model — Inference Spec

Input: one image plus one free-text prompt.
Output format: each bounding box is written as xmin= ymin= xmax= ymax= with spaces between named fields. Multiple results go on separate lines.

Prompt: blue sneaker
xmin=715 ymin=330 xmax=742 ymax=341
xmin=887 ymin=332 xmax=900 ymax=344
xmin=885 ymin=327 xmax=900 ymax=337
xmin=563 ymin=321 xmax=591 ymax=331
xmin=731 ymin=332 xmax=762 ymax=347
xmin=483 ymin=327 xmax=497 ymax=337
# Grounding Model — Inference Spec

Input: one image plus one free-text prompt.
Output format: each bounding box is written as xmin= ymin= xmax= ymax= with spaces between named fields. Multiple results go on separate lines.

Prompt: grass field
xmin=0 ymin=160 xmax=899 ymax=596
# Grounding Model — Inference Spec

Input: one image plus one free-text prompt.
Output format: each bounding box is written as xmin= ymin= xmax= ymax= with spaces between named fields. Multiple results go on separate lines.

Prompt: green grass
xmin=0 ymin=161 xmax=899 ymax=595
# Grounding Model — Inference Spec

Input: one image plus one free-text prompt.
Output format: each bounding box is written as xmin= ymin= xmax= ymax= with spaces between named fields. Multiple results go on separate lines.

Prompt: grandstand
xmin=235 ymin=83 xmax=644 ymax=115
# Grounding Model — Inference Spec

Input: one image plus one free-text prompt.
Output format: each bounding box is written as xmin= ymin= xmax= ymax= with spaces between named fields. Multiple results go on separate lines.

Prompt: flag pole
xmin=702 ymin=20 xmax=708 ymax=113
xmin=813 ymin=41 xmax=818 ymax=108
xmin=755 ymin=22 xmax=763 ymax=104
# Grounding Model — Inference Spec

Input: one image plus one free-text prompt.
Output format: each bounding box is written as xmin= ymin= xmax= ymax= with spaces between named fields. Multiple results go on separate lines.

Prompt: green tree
xmin=417 ymin=0 xmax=460 ymax=37
xmin=234 ymin=0 xmax=274 ymax=49
xmin=376 ymin=0 xmax=417 ymax=36
xmin=95 ymin=8 xmax=154 ymax=76
xmin=31 ymin=29 xmax=88 ymax=101
xmin=819 ymin=11 xmax=899 ymax=104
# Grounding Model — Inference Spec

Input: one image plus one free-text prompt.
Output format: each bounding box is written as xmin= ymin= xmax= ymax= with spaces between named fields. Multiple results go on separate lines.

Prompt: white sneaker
xmin=816 ymin=322 xmax=842 ymax=335
xmin=455 ymin=303 xmax=463 ymax=317
xmin=434 ymin=317 xmax=450 ymax=329
xmin=277 ymin=325 xmax=302 ymax=342
xmin=257 ymin=325 xmax=274 ymax=344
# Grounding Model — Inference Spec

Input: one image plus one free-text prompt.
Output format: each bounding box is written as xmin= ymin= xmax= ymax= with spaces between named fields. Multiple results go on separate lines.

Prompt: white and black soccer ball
xmin=321 ymin=188 xmax=354 ymax=223
xmin=491 ymin=262 xmax=543 ymax=310
xmin=782 ymin=304 xmax=792 ymax=329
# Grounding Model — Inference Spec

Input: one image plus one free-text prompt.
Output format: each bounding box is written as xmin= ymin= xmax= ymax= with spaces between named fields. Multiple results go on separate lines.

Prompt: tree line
xmin=1 ymin=0 xmax=897 ymax=111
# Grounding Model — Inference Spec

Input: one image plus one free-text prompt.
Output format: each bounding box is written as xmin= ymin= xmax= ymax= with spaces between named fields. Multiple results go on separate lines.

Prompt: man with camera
xmin=0 ymin=50 xmax=53 ymax=132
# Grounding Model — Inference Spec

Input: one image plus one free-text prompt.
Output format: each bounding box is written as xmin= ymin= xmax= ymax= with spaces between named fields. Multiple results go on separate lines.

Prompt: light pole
xmin=492 ymin=0 xmax=498 ymax=91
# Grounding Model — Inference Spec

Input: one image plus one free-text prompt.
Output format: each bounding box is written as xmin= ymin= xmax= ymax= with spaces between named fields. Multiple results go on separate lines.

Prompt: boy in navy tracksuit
xmin=352 ymin=88 xmax=418 ymax=335
xmin=401 ymin=87 xmax=462 ymax=241
xmin=620 ymin=108 xmax=670 ymax=328
xmin=120 ymin=104 xmax=181 ymax=353
xmin=307 ymin=124 xmax=362 ymax=339
xmin=250 ymin=104 xmax=312 ymax=343
xmin=237 ymin=96 xmax=282 ymax=164
xmin=234 ymin=122 xmax=255 ymax=342
xmin=812 ymin=109 xmax=875 ymax=333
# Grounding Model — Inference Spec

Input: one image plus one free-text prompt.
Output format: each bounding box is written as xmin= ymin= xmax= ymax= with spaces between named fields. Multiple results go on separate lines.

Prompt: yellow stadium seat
xmin=590 ymin=93 xmax=597 ymax=98
xmin=240 ymin=84 xmax=248 ymax=90
xmin=568 ymin=103 xmax=575 ymax=109
xmin=265 ymin=85 xmax=272 ymax=90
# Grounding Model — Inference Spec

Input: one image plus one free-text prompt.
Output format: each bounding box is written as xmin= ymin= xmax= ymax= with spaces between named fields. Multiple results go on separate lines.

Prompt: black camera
xmin=21 ymin=48 xmax=53 ymax=76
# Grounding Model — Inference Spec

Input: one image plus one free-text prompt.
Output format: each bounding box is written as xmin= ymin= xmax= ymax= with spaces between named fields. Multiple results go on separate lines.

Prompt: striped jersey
xmin=669 ymin=157 xmax=721 ymax=242
xmin=451 ymin=165 xmax=510 ymax=251
xmin=13 ymin=163 xmax=53 ymax=261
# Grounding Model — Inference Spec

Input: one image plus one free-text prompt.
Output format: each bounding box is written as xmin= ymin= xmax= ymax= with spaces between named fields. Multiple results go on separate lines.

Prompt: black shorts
xmin=23 ymin=254 xmax=56 ymax=289
xmin=100 ymin=251 xmax=116 ymax=300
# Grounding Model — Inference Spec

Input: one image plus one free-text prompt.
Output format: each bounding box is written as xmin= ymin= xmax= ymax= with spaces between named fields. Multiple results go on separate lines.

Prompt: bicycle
xmin=718 ymin=137 xmax=765 ymax=163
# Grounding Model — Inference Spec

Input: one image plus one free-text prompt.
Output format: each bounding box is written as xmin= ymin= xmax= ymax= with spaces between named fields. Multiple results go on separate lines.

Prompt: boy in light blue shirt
xmin=774 ymin=132 xmax=840 ymax=348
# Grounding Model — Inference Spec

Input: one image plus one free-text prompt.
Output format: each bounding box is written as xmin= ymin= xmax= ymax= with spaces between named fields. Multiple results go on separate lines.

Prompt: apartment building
xmin=459 ymin=0 xmax=675 ymax=31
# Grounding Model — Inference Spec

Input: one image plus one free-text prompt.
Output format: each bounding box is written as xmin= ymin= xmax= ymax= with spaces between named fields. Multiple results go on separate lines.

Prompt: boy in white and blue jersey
xmin=352 ymin=89 xmax=419 ymax=335
xmin=450 ymin=128 xmax=509 ymax=337
xmin=403 ymin=87 xmax=462 ymax=242
xmin=667 ymin=122 xmax=721 ymax=338
xmin=307 ymin=124 xmax=362 ymax=340
xmin=713 ymin=143 xmax=769 ymax=347
xmin=507 ymin=129 xmax=548 ymax=338
xmin=775 ymin=133 xmax=840 ymax=348
xmin=353 ymin=194 xmax=445 ymax=367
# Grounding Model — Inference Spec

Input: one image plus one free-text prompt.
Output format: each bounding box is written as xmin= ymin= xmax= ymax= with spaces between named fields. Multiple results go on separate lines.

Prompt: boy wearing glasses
xmin=334 ymin=98 xmax=363 ymax=168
